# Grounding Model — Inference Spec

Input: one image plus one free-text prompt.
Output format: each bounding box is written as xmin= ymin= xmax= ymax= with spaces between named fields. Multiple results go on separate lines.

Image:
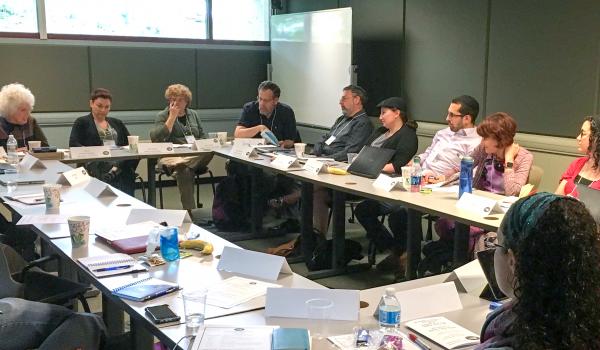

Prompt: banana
xmin=327 ymin=167 xmax=348 ymax=175
xmin=179 ymin=239 xmax=214 ymax=255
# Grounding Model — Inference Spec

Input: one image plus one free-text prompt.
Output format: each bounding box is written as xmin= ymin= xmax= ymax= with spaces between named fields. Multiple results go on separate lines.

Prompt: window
xmin=0 ymin=0 xmax=38 ymax=33
xmin=212 ymin=0 xmax=270 ymax=41
xmin=45 ymin=0 xmax=208 ymax=39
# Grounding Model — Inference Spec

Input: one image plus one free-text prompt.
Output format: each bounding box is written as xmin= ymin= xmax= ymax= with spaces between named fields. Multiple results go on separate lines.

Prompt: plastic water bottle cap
xmin=385 ymin=287 xmax=395 ymax=296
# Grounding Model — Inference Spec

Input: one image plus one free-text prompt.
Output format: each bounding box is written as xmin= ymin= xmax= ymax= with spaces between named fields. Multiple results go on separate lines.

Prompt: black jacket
xmin=364 ymin=125 xmax=418 ymax=173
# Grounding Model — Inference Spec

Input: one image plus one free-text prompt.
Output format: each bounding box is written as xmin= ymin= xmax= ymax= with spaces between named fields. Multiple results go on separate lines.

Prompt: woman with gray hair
xmin=0 ymin=83 xmax=49 ymax=150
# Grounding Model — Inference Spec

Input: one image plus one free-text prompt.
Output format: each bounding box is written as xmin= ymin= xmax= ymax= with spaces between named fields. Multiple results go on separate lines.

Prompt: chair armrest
xmin=21 ymin=254 xmax=60 ymax=276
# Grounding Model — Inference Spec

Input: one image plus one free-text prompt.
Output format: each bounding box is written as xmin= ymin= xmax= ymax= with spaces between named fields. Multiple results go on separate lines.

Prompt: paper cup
xmin=42 ymin=184 xmax=61 ymax=210
xmin=28 ymin=140 xmax=41 ymax=151
xmin=127 ymin=135 xmax=139 ymax=153
xmin=68 ymin=216 xmax=90 ymax=248
xmin=294 ymin=143 xmax=306 ymax=158
xmin=401 ymin=166 xmax=412 ymax=189
xmin=217 ymin=132 xmax=228 ymax=145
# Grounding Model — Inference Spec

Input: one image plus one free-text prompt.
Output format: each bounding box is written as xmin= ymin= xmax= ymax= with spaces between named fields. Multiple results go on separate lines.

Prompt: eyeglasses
xmin=447 ymin=112 xmax=465 ymax=118
xmin=484 ymin=239 xmax=506 ymax=250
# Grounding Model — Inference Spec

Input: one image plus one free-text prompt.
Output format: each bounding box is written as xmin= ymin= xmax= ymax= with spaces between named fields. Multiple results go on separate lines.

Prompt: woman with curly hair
xmin=476 ymin=192 xmax=600 ymax=349
xmin=555 ymin=115 xmax=600 ymax=196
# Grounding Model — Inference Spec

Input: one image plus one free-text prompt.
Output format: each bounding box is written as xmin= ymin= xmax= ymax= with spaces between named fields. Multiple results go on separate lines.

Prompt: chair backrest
xmin=527 ymin=165 xmax=544 ymax=191
xmin=0 ymin=243 xmax=25 ymax=298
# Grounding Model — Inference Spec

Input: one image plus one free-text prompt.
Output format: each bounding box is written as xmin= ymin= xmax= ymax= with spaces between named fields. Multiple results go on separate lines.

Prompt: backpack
xmin=306 ymin=238 xmax=364 ymax=271
xmin=211 ymin=174 xmax=249 ymax=231
xmin=417 ymin=239 xmax=454 ymax=277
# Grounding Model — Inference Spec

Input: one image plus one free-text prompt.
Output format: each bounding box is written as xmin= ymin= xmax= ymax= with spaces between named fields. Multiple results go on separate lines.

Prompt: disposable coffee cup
xmin=217 ymin=132 xmax=228 ymax=145
xmin=401 ymin=166 xmax=412 ymax=189
xmin=127 ymin=135 xmax=139 ymax=153
xmin=294 ymin=143 xmax=306 ymax=158
xmin=68 ymin=216 xmax=90 ymax=248
xmin=28 ymin=140 xmax=41 ymax=151
xmin=42 ymin=184 xmax=61 ymax=211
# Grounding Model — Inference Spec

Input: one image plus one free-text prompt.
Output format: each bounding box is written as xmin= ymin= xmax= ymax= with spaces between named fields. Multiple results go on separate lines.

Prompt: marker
xmin=408 ymin=333 xmax=431 ymax=350
xmin=93 ymin=265 xmax=132 ymax=273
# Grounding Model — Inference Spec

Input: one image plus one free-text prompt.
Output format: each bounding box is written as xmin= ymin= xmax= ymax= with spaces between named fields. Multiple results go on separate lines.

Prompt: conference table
xmin=60 ymin=145 xmax=212 ymax=207
xmin=214 ymin=146 xmax=505 ymax=280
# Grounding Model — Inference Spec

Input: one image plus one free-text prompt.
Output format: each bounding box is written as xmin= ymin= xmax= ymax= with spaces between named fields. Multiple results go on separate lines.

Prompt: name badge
xmin=373 ymin=173 xmax=400 ymax=192
xmin=103 ymin=139 xmax=116 ymax=147
xmin=70 ymin=146 xmax=111 ymax=160
xmin=185 ymin=135 xmax=196 ymax=144
xmin=271 ymin=154 xmax=301 ymax=170
xmin=137 ymin=143 xmax=174 ymax=155
xmin=303 ymin=159 xmax=326 ymax=176
xmin=325 ymin=136 xmax=336 ymax=146
xmin=57 ymin=167 xmax=91 ymax=186
xmin=194 ymin=138 xmax=221 ymax=151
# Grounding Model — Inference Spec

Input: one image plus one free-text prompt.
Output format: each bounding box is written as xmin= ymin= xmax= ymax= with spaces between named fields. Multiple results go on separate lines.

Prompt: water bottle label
xmin=410 ymin=175 xmax=421 ymax=186
xmin=379 ymin=309 xmax=400 ymax=325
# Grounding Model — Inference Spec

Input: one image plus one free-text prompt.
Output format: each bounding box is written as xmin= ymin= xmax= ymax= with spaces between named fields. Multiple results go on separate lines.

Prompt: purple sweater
xmin=471 ymin=144 xmax=533 ymax=196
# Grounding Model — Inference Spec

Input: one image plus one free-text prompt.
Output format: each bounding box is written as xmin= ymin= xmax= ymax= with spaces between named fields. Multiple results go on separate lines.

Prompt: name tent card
xmin=456 ymin=192 xmax=503 ymax=216
xmin=230 ymin=143 xmax=259 ymax=160
xmin=85 ymin=181 xmax=118 ymax=198
xmin=373 ymin=173 xmax=401 ymax=192
xmin=271 ymin=154 xmax=301 ymax=170
xmin=57 ymin=167 xmax=91 ymax=186
xmin=233 ymin=138 xmax=266 ymax=147
xmin=444 ymin=259 xmax=487 ymax=295
xmin=302 ymin=159 xmax=326 ymax=176
xmin=70 ymin=146 xmax=111 ymax=160
xmin=20 ymin=153 xmax=46 ymax=170
xmin=194 ymin=138 xmax=221 ymax=151
xmin=217 ymin=246 xmax=292 ymax=281
xmin=137 ymin=142 xmax=174 ymax=155
xmin=126 ymin=208 xmax=191 ymax=228
xmin=265 ymin=288 xmax=360 ymax=321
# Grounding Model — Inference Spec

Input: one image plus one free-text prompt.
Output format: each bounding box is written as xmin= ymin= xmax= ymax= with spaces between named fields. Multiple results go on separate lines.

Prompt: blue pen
xmin=93 ymin=265 xmax=132 ymax=273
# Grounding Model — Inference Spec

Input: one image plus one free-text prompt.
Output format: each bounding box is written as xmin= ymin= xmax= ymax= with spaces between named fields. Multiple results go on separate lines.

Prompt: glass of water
xmin=5 ymin=180 xmax=17 ymax=194
xmin=182 ymin=289 xmax=208 ymax=329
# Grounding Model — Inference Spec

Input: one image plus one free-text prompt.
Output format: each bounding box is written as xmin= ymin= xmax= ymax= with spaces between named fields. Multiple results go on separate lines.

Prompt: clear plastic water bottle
xmin=378 ymin=287 xmax=401 ymax=330
xmin=159 ymin=226 xmax=180 ymax=262
xmin=6 ymin=134 xmax=18 ymax=167
xmin=145 ymin=227 xmax=161 ymax=257
xmin=459 ymin=156 xmax=474 ymax=199
xmin=410 ymin=156 xmax=422 ymax=192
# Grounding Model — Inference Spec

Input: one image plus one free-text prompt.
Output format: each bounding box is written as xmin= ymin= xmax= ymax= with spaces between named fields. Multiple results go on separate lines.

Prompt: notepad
xmin=78 ymin=253 xmax=147 ymax=277
xmin=406 ymin=316 xmax=480 ymax=349
xmin=110 ymin=277 xmax=179 ymax=302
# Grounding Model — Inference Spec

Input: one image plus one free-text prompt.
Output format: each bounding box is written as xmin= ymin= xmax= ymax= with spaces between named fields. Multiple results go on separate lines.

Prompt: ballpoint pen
xmin=408 ymin=333 xmax=431 ymax=350
xmin=93 ymin=265 xmax=132 ymax=273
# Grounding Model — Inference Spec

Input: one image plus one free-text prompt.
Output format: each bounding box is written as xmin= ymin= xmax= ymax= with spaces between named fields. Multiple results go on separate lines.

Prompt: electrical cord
xmin=173 ymin=334 xmax=195 ymax=350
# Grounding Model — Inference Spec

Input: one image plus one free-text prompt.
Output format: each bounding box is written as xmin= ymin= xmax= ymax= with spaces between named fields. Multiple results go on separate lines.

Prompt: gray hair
xmin=0 ymin=83 xmax=35 ymax=117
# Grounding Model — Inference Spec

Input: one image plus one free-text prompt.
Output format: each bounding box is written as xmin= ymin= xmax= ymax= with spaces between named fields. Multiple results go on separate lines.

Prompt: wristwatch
xmin=505 ymin=161 xmax=514 ymax=169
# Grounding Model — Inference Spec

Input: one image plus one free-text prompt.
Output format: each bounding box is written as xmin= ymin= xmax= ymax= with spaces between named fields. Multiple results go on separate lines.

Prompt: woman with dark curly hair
xmin=555 ymin=115 xmax=600 ymax=196
xmin=476 ymin=192 xmax=600 ymax=349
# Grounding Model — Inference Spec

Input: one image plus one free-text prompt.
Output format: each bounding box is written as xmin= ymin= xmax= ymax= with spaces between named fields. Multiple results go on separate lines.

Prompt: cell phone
xmin=145 ymin=304 xmax=180 ymax=324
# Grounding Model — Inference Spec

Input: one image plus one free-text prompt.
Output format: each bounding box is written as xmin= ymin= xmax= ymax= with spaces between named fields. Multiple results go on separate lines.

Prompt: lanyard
xmin=260 ymin=107 xmax=278 ymax=131
xmin=176 ymin=113 xmax=193 ymax=136
xmin=331 ymin=111 xmax=365 ymax=138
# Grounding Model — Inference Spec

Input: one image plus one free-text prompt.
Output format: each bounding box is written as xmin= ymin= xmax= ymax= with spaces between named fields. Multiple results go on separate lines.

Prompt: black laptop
xmin=576 ymin=184 xmax=600 ymax=226
xmin=347 ymin=146 xmax=396 ymax=179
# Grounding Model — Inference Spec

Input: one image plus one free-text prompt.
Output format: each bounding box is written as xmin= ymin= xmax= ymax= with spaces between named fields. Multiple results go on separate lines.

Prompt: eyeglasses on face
xmin=484 ymin=240 xmax=506 ymax=250
xmin=447 ymin=112 xmax=465 ymax=118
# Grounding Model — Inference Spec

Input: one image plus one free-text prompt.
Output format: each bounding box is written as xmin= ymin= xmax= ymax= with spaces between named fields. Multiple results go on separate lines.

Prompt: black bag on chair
xmin=306 ymin=238 xmax=363 ymax=271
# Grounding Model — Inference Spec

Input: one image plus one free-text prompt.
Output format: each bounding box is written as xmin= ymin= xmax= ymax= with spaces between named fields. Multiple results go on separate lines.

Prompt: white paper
xmin=392 ymin=282 xmax=463 ymax=322
xmin=69 ymin=146 xmax=111 ymax=159
xmin=373 ymin=173 xmax=401 ymax=192
xmin=191 ymin=326 xmax=275 ymax=350
xmin=194 ymin=138 xmax=221 ymax=151
xmin=456 ymin=192 xmax=501 ymax=216
xmin=406 ymin=317 xmax=480 ymax=349
xmin=444 ymin=259 xmax=487 ymax=294
xmin=206 ymin=276 xmax=281 ymax=309
xmin=3 ymin=192 xmax=45 ymax=205
xmin=85 ymin=181 xmax=118 ymax=198
xmin=302 ymin=159 xmax=326 ymax=176
xmin=95 ymin=221 xmax=159 ymax=241
xmin=233 ymin=138 xmax=266 ymax=147
xmin=265 ymin=287 xmax=359 ymax=321
xmin=17 ymin=214 xmax=68 ymax=225
xmin=270 ymin=154 xmax=301 ymax=170
xmin=217 ymin=246 xmax=292 ymax=281
xmin=19 ymin=153 xmax=46 ymax=170
xmin=57 ymin=167 xmax=91 ymax=186
xmin=137 ymin=142 xmax=174 ymax=155
xmin=126 ymin=208 xmax=191 ymax=227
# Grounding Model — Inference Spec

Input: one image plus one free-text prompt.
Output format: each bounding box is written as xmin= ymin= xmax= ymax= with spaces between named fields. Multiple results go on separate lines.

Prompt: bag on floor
xmin=417 ymin=239 xmax=454 ymax=277
xmin=306 ymin=238 xmax=364 ymax=271
xmin=211 ymin=175 xmax=248 ymax=231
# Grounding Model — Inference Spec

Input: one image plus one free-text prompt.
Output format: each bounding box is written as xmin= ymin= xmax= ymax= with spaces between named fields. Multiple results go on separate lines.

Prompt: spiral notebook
xmin=78 ymin=253 xmax=148 ymax=277
xmin=110 ymin=276 xmax=179 ymax=302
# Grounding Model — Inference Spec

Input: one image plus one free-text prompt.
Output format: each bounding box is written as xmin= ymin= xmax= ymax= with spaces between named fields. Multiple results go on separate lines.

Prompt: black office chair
xmin=156 ymin=165 xmax=216 ymax=209
xmin=134 ymin=172 xmax=146 ymax=202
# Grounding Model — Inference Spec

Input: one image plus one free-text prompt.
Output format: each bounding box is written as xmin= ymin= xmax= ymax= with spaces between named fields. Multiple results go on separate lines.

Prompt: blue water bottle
xmin=459 ymin=156 xmax=474 ymax=199
xmin=159 ymin=227 xmax=180 ymax=262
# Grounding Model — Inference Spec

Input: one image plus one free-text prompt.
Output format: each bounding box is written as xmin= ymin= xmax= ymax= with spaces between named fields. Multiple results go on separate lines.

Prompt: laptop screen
xmin=576 ymin=184 xmax=600 ymax=226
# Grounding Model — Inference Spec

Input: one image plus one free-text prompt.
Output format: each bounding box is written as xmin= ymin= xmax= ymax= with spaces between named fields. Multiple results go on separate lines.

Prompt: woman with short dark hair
xmin=476 ymin=192 xmax=600 ymax=349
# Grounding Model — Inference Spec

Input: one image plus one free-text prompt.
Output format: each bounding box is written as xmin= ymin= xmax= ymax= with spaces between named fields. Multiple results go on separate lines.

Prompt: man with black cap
xmin=355 ymin=95 xmax=481 ymax=277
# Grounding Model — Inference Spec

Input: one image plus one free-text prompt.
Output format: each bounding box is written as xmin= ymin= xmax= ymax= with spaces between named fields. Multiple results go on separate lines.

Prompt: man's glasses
xmin=447 ymin=112 xmax=465 ymax=118
xmin=484 ymin=239 xmax=505 ymax=250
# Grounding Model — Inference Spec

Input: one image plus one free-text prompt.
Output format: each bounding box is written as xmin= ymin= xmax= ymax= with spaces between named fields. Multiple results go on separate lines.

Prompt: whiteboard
xmin=271 ymin=8 xmax=353 ymax=129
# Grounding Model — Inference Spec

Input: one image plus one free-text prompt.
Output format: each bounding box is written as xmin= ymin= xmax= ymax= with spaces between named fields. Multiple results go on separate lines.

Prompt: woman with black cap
xmin=354 ymin=97 xmax=418 ymax=274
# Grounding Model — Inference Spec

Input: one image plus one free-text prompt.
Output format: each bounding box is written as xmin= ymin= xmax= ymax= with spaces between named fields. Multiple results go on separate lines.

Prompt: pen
xmin=93 ymin=265 xmax=132 ymax=273
xmin=408 ymin=333 xmax=431 ymax=350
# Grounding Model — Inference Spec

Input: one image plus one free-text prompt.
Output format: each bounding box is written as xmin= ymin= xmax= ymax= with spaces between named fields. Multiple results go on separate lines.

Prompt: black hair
xmin=585 ymin=115 xmax=600 ymax=169
xmin=451 ymin=95 xmax=479 ymax=123
xmin=90 ymin=88 xmax=112 ymax=102
xmin=258 ymin=81 xmax=281 ymax=98
xmin=343 ymin=84 xmax=368 ymax=105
